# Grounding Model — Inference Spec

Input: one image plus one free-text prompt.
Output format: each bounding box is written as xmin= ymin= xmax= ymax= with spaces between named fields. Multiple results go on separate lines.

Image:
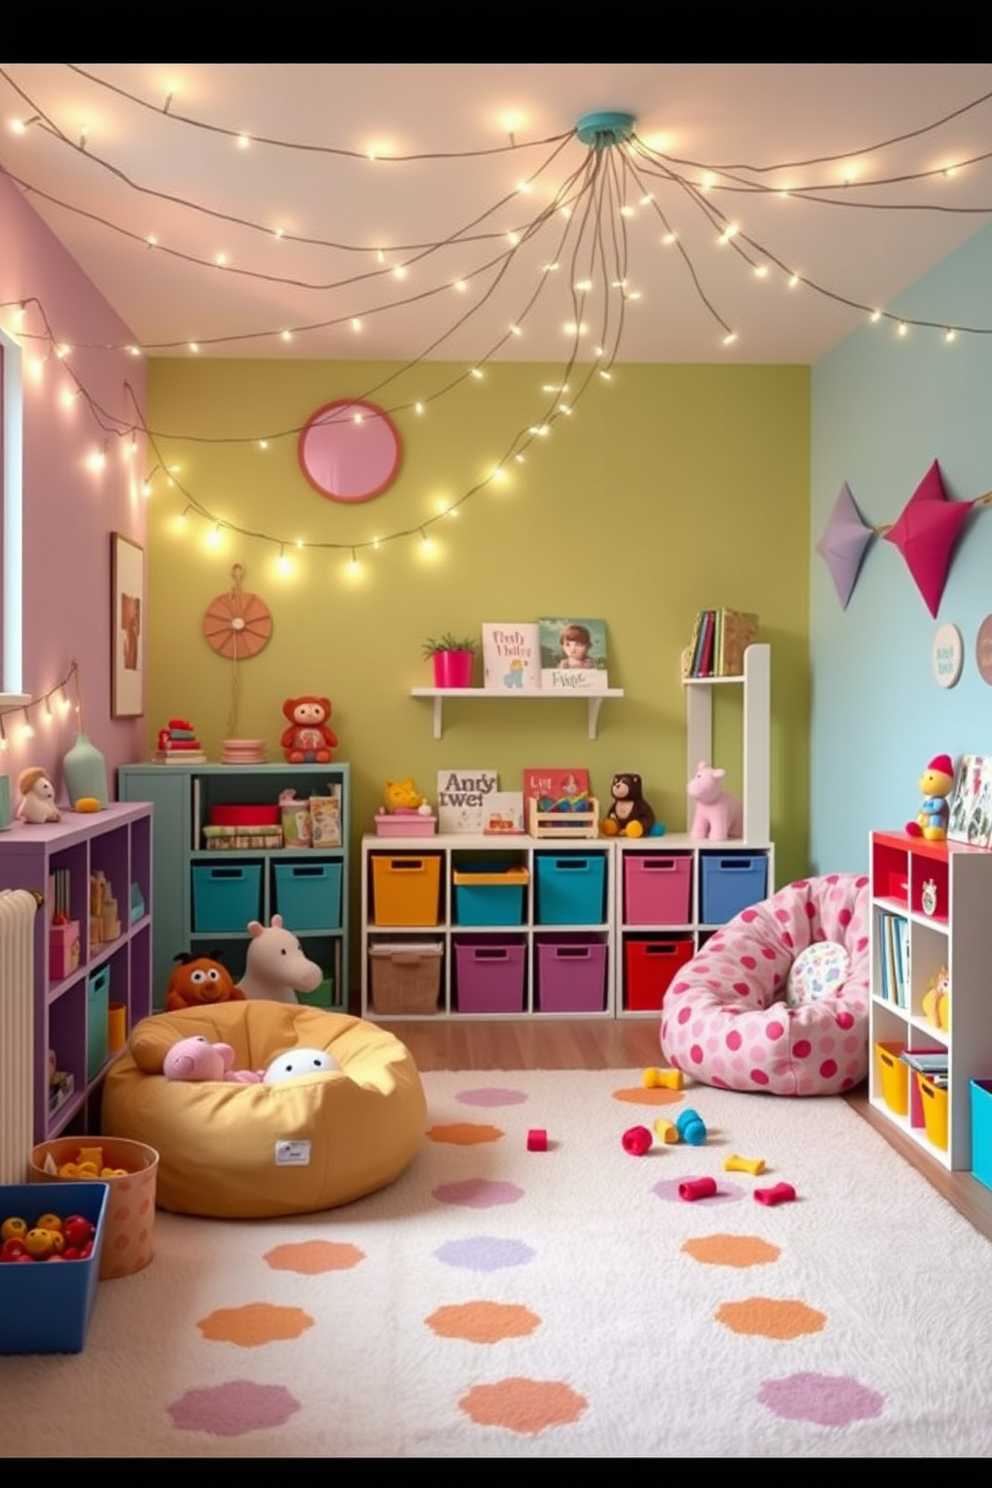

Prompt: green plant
xmin=421 ymin=632 xmax=477 ymax=658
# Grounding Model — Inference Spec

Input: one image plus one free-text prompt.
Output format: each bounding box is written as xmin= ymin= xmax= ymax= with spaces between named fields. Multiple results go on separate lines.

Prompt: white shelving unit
xmin=360 ymin=832 xmax=614 ymax=1020
xmin=410 ymin=687 xmax=625 ymax=740
xmin=683 ymin=642 xmax=770 ymax=844
xmin=868 ymin=829 xmax=992 ymax=1171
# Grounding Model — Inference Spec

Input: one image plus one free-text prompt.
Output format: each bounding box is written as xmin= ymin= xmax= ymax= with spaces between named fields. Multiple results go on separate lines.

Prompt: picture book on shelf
xmin=482 ymin=791 xmax=525 ymax=834
xmin=522 ymin=768 xmax=591 ymax=812
xmin=436 ymin=768 xmax=499 ymax=833
xmin=538 ymin=617 xmax=609 ymax=693
xmin=947 ymin=754 xmax=992 ymax=848
xmin=481 ymin=623 xmax=541 ymax=692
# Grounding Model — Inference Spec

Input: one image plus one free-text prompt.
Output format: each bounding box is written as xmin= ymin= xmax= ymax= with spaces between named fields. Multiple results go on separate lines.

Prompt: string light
xmin=0 ymin=661 xmax=82 ymax=747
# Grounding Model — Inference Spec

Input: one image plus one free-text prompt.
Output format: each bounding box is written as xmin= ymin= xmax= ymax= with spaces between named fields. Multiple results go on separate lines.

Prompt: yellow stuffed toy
xmin=383 ymin=777 xmax=429 ymax=813
xmin=922 ymin=966 xmax=950 ymax=1031
xmin=905 ymin=754 xmax=954 ymax=842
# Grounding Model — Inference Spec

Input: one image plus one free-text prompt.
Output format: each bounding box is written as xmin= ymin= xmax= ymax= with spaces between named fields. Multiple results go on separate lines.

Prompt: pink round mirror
xmin=298 ymin=398 xmax=402 ymax=503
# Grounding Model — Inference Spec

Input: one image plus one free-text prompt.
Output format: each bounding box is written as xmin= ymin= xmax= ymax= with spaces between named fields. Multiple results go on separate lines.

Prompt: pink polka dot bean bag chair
xmin=660 ymin=873 xmax=870 ymax=1096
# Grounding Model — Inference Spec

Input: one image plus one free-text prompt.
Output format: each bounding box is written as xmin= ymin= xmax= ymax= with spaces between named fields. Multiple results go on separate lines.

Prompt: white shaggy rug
xmin=2 ymin=1069 xmax=991 ymax=1458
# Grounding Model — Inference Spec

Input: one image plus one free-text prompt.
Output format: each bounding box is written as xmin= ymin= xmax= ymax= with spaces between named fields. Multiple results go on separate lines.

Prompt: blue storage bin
xmin=453 ymin=866 xmax=528 ymax=926
xmin=535 ymin=852 xmax=606 ymax=925
xmin=0 ymin=1181 xmax=108 ymax=1354
xmin=87 ymin=964 xmax=110 ymax=1080
xmin=700 ymin=852 xmax=767 ymax=924
xmin=192 ymin=863 xmax=262 ymax=933
xmin=273 ymin=861 xmax=343 ymax=930
xmin=971 ymin=1079 xmax=992 ymax=1192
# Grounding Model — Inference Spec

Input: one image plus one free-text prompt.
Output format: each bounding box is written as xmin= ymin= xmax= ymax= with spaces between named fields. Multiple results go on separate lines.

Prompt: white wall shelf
xmin=410 ymin=687 xmax=625 ymax=740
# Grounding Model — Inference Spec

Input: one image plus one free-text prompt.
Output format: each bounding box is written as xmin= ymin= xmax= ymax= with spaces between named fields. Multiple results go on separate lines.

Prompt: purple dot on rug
xmin=434 ymin=1236 xmax=537 ymax=1271
xmin=456 ymin=1087 xmax=528 ymax=1107
xmin=758 ymin=1372 xmax=885 ymax=1428
xmin=652 ymin=1177 xmax=744 ymax=1205
xmin=433 ymin=1178 xmax=525 ymax=1208
xmin=167 ymin=1380 xmax=301 ymax=1437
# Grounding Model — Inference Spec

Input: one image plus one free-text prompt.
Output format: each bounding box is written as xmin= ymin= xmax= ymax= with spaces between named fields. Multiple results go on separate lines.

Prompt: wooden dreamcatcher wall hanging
xmin=203 ymin=563 xmax=273 ymax=739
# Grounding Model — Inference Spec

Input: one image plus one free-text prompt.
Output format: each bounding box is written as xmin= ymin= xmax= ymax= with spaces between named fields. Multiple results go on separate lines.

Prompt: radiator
xmin=0 ymin=888 xmax=40 ymax=1184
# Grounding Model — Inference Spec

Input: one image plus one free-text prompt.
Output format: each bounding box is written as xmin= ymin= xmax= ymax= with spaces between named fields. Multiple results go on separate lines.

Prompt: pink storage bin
xmin=536 ymin=934 xmax=607 ymax=1013
xmin=624 ymin=853 xmax=692 ymax=924
xmin=454 ymin=935 xmax=526 ymax=1014
xmin=374 ymin=813 xmax=437 ymax=838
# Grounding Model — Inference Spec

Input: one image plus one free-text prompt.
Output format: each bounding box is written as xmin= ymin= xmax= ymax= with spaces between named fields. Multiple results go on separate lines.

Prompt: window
xmin=0 ymin=324 xmax=27 ymax=706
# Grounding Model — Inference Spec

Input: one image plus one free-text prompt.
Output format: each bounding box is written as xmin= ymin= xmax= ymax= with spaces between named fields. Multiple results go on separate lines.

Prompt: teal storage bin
xmin=273 ymin=861 xmax=343 ymax=930
xmin=453 ymin=866 xmax=528 ymax=926
xmin=700 ymin=852 xmax=767 ymax=924
xmin=87 ymin=964 xmax=110 ymax=1080
xmin=192 ymin=863 xmax=262 ymax=933
xmin=535 ymin=853 xmax=606 ymax=925
xmin=0 ymin=1181 xmax=108 ymax=1354
xmin=971 ymin=1079 xmax=992 ymax=1192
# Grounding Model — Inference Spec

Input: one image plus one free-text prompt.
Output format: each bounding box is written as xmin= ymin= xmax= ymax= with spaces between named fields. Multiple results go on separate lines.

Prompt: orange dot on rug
xmin=715 ymin=1297 xmax=827 ymax=1340
xmin=459 ymin=1378 xmax=588 ymax=1435
xmin=197 ymin=1303 xmax=314 ymax=1347
xmin=264 ymin=1240 xmax=365 ymax=1274
xmin=427 ymin=1122 xmax=505 ymax=1145
xmin=426 ymin=1301 xmax=541 ymax=1343
xmin=683 ymin=1234 xmax=781 ymax=1268
xmin=612 ymin=1085 xmax=683 ymax=1107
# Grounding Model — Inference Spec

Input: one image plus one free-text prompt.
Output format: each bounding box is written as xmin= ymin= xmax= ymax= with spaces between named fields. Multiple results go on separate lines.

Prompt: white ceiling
xmin=3 ymin=63 xmax=992 ymax=364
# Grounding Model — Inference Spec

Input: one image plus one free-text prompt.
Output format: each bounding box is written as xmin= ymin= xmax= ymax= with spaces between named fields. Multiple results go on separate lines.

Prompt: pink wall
xmin=0 ymin=173 xmax=147 ymax=805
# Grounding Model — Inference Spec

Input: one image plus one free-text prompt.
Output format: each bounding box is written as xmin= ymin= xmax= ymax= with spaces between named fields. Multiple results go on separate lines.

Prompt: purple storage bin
xmin=536 ymin=934 xmax=607 ymax=1013
xmin=454 ymin=935 xmax=526 ymax=1014
xmin=624 ymin=853 xmax=691 ymax=924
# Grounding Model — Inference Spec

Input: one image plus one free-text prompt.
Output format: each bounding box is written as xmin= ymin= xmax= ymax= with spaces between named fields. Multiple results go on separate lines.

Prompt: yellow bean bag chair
xmin=101 ymin=1002 xmax=426 ymax=1218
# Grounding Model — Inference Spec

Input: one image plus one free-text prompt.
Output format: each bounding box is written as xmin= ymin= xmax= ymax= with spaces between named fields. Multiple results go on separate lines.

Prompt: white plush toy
xmin=17 ymin=767 xmax=61 ymax=823
xmin=263 ymin=1047 xmax=341 ymax=1084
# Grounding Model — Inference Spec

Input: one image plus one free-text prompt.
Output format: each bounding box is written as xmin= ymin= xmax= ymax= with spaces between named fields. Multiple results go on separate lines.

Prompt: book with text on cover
xmin=538 ymin=617 xmax=609 ymax=692
xmin=481 ymin=623 xmax=541 ymax=691
xmin=522 ymin=767 xmax=591 ymax=812
xmin=436 ymin=768 xmax=499 ymax=833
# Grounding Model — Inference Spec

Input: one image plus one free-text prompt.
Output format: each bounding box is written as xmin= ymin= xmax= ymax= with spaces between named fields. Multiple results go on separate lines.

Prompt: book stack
xmin=683 ymin=610 xmax=759 ymax=679
xmin=876 ymin=909 xmax=910 ymax=1006
xmin=154 ymin=717 xmax=207 ymax=764
xmin=900 ymin=1049 xmax=948 ymax=1088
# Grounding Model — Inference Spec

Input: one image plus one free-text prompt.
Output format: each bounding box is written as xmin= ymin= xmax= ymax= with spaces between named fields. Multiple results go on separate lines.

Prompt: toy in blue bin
xmin=0 ymin=1181 xmax=108 ymax=1354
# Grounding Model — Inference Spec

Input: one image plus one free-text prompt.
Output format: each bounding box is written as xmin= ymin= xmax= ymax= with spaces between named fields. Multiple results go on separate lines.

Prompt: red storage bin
xmin=625 ymin=937 xmax=695 ymax=1011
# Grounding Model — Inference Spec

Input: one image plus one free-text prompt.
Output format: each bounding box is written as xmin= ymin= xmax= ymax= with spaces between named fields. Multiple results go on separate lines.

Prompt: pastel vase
xmin=62 ymin=732 xmax=109 ymax=808
xmin=432 ymin=651 xmax=474 ymax=688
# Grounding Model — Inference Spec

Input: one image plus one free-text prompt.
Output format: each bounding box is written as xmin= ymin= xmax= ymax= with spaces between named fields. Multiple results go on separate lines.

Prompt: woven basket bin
xmin=369 ymin=944 xmax=442 ymax=1015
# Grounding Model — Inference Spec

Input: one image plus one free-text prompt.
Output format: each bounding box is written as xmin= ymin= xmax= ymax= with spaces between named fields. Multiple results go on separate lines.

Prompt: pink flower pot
xmin=432 ymin=650 xmax=474 ymax=688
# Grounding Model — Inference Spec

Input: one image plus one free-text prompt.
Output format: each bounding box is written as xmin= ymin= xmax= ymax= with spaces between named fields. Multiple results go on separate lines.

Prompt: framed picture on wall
xmin=947 ymin=754 xmax=992 ymax=849
xmin=111 ymin=532 xmax=144 ymax=718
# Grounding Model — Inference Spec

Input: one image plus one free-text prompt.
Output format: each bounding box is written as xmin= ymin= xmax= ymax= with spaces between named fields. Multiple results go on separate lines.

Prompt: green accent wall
xmin=147 ymin=358 xmax=810 ymax=970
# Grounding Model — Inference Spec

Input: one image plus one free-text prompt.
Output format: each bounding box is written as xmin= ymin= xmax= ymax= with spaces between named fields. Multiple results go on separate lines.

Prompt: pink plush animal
xmin=163 ymin=1035 xmax=263 ymax=1084
xmin=687 ymin=761 xmax=743 ymax=840
xmin=235 ymin=914 xmax=323 ymax=1005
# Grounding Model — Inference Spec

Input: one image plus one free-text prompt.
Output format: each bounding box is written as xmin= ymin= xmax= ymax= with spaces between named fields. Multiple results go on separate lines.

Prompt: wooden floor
xmin=375 ymin=1015 xmax=992 ymax=1244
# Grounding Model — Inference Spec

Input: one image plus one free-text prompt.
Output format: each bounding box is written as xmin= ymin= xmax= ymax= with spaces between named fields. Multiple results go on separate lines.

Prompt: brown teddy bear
xmin=601 ymin=772 xmax=657 ymax=838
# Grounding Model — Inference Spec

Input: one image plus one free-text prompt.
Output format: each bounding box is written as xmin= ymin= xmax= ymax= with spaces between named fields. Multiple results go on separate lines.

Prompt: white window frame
xmin=1 ymin=324 xmax=28 ymax=706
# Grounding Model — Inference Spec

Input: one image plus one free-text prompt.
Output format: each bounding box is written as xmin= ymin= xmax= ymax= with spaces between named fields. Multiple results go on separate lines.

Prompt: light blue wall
xmin=811 ymin=222 xmax=992 ymax=873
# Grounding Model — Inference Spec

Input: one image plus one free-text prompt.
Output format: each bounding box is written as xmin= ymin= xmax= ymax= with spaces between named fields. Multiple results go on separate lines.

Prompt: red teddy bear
xmin=281 ymin=696 xmax=338 ymax=763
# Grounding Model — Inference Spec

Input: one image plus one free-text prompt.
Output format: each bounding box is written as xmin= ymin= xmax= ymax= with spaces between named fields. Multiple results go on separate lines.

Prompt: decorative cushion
xmin=786 ymin=940 xmax=850 ymax=1007
xmin=102 ymin=1001 xmax=426 ymax=1218
xmin=660 ymin=873 xmax=870 ymax=1096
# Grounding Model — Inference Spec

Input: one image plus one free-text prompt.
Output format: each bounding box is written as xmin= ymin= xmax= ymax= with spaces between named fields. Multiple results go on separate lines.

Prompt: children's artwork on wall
xmin=947 ymin=755 xmax=992 ymax=849
xmin=975 ymin=615 xmax=992 ymax=686
xmin=111 ymin=532 xmax=144 ymax=718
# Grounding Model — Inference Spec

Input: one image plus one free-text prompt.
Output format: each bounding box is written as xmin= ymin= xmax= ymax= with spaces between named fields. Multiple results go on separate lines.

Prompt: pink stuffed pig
xmin=687 ymin=761 xmax=743 ymax=840
xmin=163 ymin=1035 xmax=263 ymax=1084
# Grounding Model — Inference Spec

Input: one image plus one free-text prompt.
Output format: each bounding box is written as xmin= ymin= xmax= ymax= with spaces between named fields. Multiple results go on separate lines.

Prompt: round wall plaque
xmin=977 ymin=615 xmax=992 ymax=686
xmin=932 ymin=622 xmax=963 ymax=688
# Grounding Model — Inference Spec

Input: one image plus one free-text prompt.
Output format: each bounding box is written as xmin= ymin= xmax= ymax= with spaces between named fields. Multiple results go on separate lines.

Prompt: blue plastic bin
xmin=971 ymin=1079 xmax=992 ymax=1191
xmin=700 ymin=852 xmax=767 ymax=924
xmin=87 ymin=964 xmax=110 ymax=1080
xmin=192 ymin=863 xmax=262 ymax=932
xmin=0 ymin=1181 xmax=108 ymax=1354
xmin=273 ymin=861 xmax=343 ymax=930
xmin=453 ymin=867 xmax=528 ymax=926
xmin=535 ymin=853 xmax=606 ymax=925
